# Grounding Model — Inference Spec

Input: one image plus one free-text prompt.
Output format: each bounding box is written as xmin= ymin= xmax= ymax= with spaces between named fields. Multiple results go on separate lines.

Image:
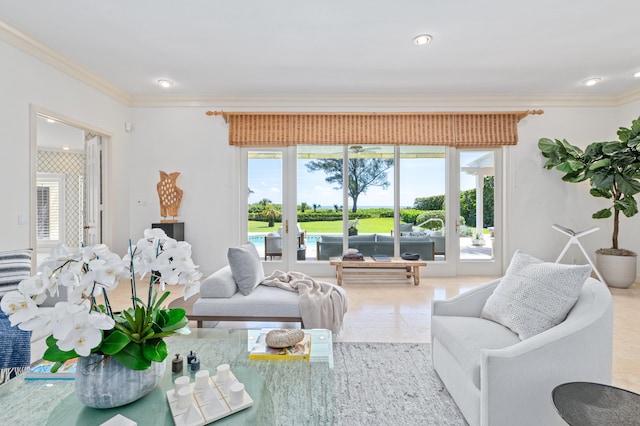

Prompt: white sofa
xmin=431 ymin=277 xmax=613 ymax=426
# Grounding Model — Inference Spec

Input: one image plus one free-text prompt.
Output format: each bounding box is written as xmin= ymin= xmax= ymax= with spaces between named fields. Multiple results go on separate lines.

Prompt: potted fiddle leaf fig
xmin=538 ymin=116 xmax=640 ymax=288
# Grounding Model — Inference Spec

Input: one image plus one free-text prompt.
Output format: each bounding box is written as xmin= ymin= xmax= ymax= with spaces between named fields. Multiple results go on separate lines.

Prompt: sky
xmin=249 ymin=152 xmax=487 ymax=208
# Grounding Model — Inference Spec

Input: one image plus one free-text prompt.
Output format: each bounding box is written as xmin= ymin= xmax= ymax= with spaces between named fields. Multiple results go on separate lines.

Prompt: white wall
xmin=129 ymin=107 xmax=240 ymax=275
xmin=0 ymin=39 xmax=131 ymax=254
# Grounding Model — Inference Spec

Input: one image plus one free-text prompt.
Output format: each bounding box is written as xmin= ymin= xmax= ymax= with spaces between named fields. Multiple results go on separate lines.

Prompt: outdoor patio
xmin=250 ymin=234 xmax=493 ymax=262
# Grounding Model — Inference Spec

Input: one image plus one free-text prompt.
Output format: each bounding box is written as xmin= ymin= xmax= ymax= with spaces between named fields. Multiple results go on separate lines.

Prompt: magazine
xmin=24 ymin=358 xmax=77 ymax=380
xmin=249 ymin=333 xmax=311 ymax=360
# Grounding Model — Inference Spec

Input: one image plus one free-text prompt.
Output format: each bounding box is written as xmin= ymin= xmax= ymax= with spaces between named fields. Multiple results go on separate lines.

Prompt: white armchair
xmin=431 ymin=277 xmax=613 ymax=426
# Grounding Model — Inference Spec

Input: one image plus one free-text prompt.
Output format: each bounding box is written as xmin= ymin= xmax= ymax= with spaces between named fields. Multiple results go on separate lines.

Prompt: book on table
xmin=371 ymin=255 xmax=391 ymax=261
xmin=24 ymin=358 xmax=77 ymax=380
xmin=342 ymin=252 xmax=364 ymax=261
xmin=249 ymin=332 xmax=311 ymax=360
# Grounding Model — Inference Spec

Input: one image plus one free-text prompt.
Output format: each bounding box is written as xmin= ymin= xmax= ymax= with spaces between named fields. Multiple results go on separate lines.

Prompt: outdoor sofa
xmin=316 ymin=233 xmax=435 ymax=260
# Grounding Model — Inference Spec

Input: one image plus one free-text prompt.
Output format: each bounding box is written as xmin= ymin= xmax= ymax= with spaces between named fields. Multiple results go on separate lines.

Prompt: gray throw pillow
xmin=227 ymin=243 xmax=265 ymax=296
xmin=480 ymin=250 xmax=591 ymax=340
xmin=0 ymin=249 xmax=32 ymax=300
xmin=199 ymin=265 xmax=238 ymax=298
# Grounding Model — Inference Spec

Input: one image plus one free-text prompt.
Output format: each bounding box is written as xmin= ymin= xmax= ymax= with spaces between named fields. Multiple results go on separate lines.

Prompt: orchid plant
xmin=0 ymin=229 xmax=201 ymax=371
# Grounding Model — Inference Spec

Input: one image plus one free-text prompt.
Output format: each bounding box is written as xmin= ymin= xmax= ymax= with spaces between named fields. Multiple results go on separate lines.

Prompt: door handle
xmin=455 ymin=221 xmax=460 ymax=234
xmin=285 ymin=220 xmax=289 ymax=234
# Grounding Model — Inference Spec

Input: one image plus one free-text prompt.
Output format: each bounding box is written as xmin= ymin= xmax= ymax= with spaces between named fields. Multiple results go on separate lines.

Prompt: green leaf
xmin=620 ymin=196 xmax=639 ymax=217
xmin=559 ymin=139 xmax=583 ymax=157
xmin=631 ymin=119 xmax=640 ymax=137
xmin=590 ymin=188 xmax=611 ymax=198
xmin=590 ymin=169 xmax=615 ymax=189
xmin=111 ymin=341 xmax=152 ymax=370
xmin=43 ymin=336 xmax=79 ymax=362
xmin=588 ymin=158 xmax=611 ymax=170
xmin=601 ymin=141 xmax=626 ymax=155
xmin=142 ymin=339 xmax=167 ymax=362
xmin=592 ymin=208 xmax=612 ymax=219
xmin=618 ymin=128 xmax=631 ymax=142
xmin=538 ymin=138 xmax=559 ymax=154
xmin=99 ymin=330 xmax=131 ymax=355
xmin=152 ymin=291 xmax=171 ymax=311
xmin=616 ymin=173 xmax=640 ymax=196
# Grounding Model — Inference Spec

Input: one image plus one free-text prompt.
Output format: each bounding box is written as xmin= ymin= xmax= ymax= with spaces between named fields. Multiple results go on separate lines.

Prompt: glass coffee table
xmin=0 ymin=328 xmax=334 ymax=425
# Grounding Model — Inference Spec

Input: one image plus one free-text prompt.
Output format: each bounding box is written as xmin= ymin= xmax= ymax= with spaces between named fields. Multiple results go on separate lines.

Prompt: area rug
xmin=334 ymin=342 xmax=467 ymax=426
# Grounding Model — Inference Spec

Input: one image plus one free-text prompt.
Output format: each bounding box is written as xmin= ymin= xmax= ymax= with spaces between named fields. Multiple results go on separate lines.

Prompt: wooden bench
xmin=329 ymin=256 xmax=427 ymax=286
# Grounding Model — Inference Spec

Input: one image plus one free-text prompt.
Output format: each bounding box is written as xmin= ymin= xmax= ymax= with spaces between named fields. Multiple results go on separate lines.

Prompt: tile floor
xmin=108 ymin=275 xmax=640 ymax=394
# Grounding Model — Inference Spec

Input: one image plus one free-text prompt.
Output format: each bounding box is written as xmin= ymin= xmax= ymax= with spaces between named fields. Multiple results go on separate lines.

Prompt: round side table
xmin=552 ymin=382 xmax=640 ymax=425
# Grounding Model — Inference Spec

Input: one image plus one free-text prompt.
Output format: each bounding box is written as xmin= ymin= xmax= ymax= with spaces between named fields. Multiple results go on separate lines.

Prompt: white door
xmin=453 ymin=148 xmax=502 ymax=275
xmin=84 ymin=134 xmax=102 ymax=245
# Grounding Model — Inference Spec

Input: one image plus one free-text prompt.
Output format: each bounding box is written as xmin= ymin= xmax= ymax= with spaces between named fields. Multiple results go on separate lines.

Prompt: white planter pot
xmin=596 ymin=252 xmax=638 ymax=289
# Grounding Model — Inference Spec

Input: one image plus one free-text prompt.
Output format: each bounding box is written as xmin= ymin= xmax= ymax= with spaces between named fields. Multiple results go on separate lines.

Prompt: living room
xmin=1 ymin=1 xmax=640 ymax=425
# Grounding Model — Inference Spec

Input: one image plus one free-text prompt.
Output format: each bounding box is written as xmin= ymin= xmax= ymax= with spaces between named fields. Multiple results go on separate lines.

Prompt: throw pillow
xmin=0 ymin=249 xmax=33 ymax=300
xmin=480 ymin=250 xmax=591 ymax=340
xmin=227 ymin=243 xmax=265 ymax=296
xmin=199 ymin=265 xmax=237 ymax=298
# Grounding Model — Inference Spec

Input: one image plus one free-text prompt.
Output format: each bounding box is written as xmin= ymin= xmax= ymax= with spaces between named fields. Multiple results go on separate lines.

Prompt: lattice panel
xmin=37 ymin=150 xmax=85 ymax=248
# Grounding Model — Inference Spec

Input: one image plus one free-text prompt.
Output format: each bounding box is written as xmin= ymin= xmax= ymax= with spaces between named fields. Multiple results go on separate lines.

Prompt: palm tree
xmin=262 ymin=204 xmax=280 ymax=227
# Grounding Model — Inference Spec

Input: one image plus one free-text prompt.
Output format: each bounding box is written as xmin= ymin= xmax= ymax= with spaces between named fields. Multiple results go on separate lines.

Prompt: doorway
xmin=31 ymin=109 xmax=107 ymax=265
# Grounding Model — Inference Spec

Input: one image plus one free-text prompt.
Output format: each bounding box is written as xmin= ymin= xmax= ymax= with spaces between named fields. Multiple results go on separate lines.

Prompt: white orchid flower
xmin=182 ymin=280 xmax=200 ymax=299
xmin=0 ymin=291 xmax=39 ymax=327
xmin=18 ymin=309 xmax=55 ymax=332
xmin=53 ymin=310 xmax=114 ymax=356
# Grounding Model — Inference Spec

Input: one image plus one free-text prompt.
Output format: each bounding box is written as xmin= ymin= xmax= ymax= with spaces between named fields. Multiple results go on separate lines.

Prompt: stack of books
xmin=342 ymin=252 xmax=364 ymax=261
xmin=249 ymin=332 xmax=311 ymax=360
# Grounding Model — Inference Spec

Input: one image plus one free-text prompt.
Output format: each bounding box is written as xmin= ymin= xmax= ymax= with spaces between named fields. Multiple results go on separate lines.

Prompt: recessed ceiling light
xmin=157 ymin=79 xmax=174 ymax=88
xmin=633 ymin=71 xmax=640 ymax=78
xmin=582 ymin=78 xmax=601 ymax=87
xmin=413 ymin=34 xmax=432 ymax=46
xmin=62 ymin=145 xmax=70 ymax=151
xmin=46 ymin=118 xmax=56 ymax=123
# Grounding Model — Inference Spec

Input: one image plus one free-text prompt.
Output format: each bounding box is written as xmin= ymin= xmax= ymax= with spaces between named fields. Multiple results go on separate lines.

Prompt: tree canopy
xmin=305 ymin=158 xmax=394 ymax=212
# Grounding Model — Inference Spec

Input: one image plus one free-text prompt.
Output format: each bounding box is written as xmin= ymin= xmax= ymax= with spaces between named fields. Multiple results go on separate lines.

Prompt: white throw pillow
xmin=199 ymin=265 xmax=237 ymax=298
xmin=480 ymin=250 xmax=591 ymax=340
xmin=227 ymin=243 xmax=265 ymax=296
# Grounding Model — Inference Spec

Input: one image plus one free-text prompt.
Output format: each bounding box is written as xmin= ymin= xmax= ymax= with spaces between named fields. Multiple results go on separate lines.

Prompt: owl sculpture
xmin=157 ymin=171 xmax=183 ymax=220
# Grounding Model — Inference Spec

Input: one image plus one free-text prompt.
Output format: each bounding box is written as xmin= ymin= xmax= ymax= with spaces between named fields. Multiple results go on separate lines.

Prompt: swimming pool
xmin=248 ymin=234 xmax=321 ymax=244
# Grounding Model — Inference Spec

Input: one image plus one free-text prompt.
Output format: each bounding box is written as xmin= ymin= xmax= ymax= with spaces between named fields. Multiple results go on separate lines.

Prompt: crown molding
xmin=2 ymin=18 xmax=639 ymax=110
xmin=130 ymin=93 xmax=639 ymax=109
xmin=0 ymin=19 xmax=131 ymax=105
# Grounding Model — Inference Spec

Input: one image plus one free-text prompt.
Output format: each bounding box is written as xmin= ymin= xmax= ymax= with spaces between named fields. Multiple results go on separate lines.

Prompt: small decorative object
xmin=190 ymin=357 xmax=200 ymax=372
xmin=265 ymin=329 xmax=305 ymax=348
xmin=0 ymin=228 xmax=202 ymax=408
xmin=187 ymin=350 xmax=197 ymax=365
xmin=166 ymin=366 xmax=253 ymax=424
xmin=172 ymin=354 xmax=184 ymax=373
xmin=157 ymin=170 xmax=183 ymax=223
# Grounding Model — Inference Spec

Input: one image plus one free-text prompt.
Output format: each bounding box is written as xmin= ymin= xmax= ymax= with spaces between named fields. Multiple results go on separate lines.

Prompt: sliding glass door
xmin=244 ymin=145 xmax=502 ymax=275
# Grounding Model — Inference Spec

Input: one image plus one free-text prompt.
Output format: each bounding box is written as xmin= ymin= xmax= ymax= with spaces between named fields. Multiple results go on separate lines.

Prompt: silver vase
xmin=74 ymin=354 xmax=166 ymax=408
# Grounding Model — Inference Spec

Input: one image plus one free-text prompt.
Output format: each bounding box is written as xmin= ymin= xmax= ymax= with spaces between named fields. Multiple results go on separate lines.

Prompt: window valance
xmin=206 ymin=110 xmax=543 ymax=147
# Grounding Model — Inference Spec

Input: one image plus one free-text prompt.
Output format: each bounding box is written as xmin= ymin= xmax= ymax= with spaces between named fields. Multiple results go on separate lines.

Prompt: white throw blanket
xmin=261 ymin=270 xmax=347 ymax=334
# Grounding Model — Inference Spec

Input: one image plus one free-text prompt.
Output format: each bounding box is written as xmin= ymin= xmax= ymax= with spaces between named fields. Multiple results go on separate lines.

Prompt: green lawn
xmin=249 ymin=217 xmax=395 ymax=234
xmin=249 ymin=218 xmax=485 ymax=236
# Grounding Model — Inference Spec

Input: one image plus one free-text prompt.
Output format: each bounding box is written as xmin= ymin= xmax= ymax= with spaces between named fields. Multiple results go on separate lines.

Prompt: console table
xmin=329 ymin=256 xmax=427 ymax=285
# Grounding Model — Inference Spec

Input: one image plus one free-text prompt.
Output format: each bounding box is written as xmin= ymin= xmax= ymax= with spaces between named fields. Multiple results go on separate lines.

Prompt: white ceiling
xmin=1 ymin=0 xmax=640 ymax=101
